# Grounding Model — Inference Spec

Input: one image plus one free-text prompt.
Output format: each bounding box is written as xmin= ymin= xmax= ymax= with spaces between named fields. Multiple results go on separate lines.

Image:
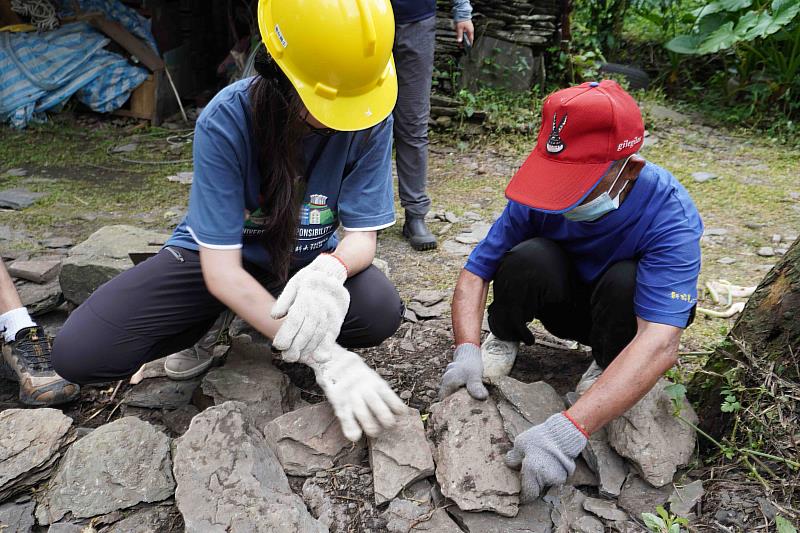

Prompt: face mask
xmin=563 ymin=155 xmax=632 ymax=222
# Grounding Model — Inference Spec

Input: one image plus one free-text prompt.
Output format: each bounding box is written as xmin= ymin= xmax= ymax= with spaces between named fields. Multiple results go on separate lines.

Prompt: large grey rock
xmin=449 ymin=499 xmax=553 ymax=532
xmin=668 ymin=479 xmax=704 ymax=518
xmin=0 ymin=189 xmax=46 ymax=209
xmin=173 ymin=401 xmax=327 ymax=533
xmin=123 ymin=378 xmax=200 ymax=410
xmin=161 ymin=404 xmax=199 ymax=436
xmin=429 ymin=389 xmax=519 ymax=517
xmin=60 ymin=225 xmax=169 ymax=305
xmin=17 ymin=279 xmax=63 ymax=316
xmin=36 ymin=417 xmax=174 ymax=524
xmin=201 ymin=336 xmax=300 ymax=428
xmin=381 ymin=499 xmax=461 ymax=532
xmin=0 ymin=409 xmax=73 ymax=501
xmin=606 ymin=378 xmax=697 ymax=487
xmin=545 ymin=485 xmax=601 ymax=533
xmin=264 ymin=402 xmax=358 ymax=476
xmin=8 ymin=258 xmax=61 ymax=283
xmin=0 ymin=500 xmax=36 ymax=533
xmin=369 ymin=408 xmax=435 ymax=504
xmin=617 ymin=474 xmax=672 ymax=521
xmin=103 ymin=505 xmax=179 ymax=533
xmin=492 ymin=377 xmax=565 ymax=441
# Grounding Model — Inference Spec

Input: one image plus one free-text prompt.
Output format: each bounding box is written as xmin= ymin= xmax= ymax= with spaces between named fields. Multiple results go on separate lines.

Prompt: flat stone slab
xmin=583 ymin=497 xmax=628 ymax=521
xmin=173 ymin=401 xmax=327 ymax=532
xmin=0 ymin=188 xmax=46 ymax=209
xmin=264 ymin=402 xmax=358 ymax=476
xmin=17 ymin=279 xmax=63 ymax=316
xmin=0 ymin=500 xmax=35 ymax=532
xmin=606 ymin=378 xmax=697 ymax=487
xmin=36 ymin=417 xmax=174 ymax=524
xmin=8 ymin=258 xmax=61 ymax=283
xmin=492 ymin=377 xmax=565 ymax=441
xmin=449 ymin=498 xmax=553 ymax=532
xmin=668 ymin=479 xmax=704 ymax=518
xmin=382 ymin=499 xmax=461 ymax=532
xmin=369 ymin=408 xmax=435 ymax=504
xmin=202 ymin=337 xmax=300 ymax=428
xmin=59 ymin=225 xmax=169 ymax=305
xmin=430 ymin=389 xmax=519 ymax=517
xmin=123 ymin=377 xmax=200 ymax=410
xmin=545 ymin=485 xmax=603 ymax=533
xmin=102 ymin=505 xmax=179 ymax=533
xmin=617 ymin=474 xmax=672 ymax=521
xmin=0 ymin=409 xmax=73 ymax=502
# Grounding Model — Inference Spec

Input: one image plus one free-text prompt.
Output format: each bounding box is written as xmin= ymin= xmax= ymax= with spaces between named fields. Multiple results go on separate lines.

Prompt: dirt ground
xmin=1 ymin=98 xmax=798 ymax=530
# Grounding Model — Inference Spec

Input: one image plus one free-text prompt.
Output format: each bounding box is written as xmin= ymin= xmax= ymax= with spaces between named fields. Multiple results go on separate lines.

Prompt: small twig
xmin=407 ymin=504 xmax=453 ymax=532
xmin=82 ymin=380 xmax=124 ymax=423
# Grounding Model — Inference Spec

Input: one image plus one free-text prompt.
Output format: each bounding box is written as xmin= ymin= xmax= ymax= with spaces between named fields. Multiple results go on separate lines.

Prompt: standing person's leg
xmin=51 ymin=247 xmax=226 ymax=384
xmin=485 ymin=238 xmax=593 ymax=376
xmin=336 ymin=265 xmax=403 ymax=348
xmin=0 ymin=258 xmax=79 ymax=406
xmin=393 ymin=15 xmax=437 ymax=251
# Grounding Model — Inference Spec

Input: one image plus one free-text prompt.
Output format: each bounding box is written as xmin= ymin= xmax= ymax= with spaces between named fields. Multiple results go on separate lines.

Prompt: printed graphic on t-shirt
xmin=296 ymin=194 xmax=337 ymax=254
xmin=243 ymin=207 xmax=267 ymax=239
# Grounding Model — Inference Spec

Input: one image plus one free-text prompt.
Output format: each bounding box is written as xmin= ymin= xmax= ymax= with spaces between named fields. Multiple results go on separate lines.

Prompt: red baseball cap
xmin=505 ymin=80 xmax=644 ymax=213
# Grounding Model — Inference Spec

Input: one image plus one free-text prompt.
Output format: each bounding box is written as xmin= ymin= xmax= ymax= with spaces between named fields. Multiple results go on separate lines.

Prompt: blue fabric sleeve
xmin=338 ymin=117 xmax=396 ymax=231
xmin=634 ymin=203 xmax=703 ymax=328
xmin=452 ymin=0 xmax=472 ymax=21
xmin=184 ymin=112 xmax=246 ymax=248
xmin=464 ymin=201 xmax=537 ymax=280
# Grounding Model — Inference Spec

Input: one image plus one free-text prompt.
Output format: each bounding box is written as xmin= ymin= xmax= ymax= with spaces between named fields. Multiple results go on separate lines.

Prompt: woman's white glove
xmin=271 ymin=254 xmax=349 ymax=364
xmin=308 ymin=343 xmax=408 ymax=442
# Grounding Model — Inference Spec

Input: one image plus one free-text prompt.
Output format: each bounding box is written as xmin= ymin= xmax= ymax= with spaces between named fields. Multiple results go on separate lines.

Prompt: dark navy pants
xmin=487 ymin=238 xmax=694 ymax=368
xmin=52 ymin=247 xmax=403 ymax=384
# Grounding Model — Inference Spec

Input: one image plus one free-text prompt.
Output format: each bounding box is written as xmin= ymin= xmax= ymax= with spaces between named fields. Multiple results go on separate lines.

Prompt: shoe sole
xmin=402 ymin=226 xmax=438 ymax=251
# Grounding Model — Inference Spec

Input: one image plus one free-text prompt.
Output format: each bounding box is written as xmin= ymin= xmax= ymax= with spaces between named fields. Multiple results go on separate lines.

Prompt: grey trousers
xmin=393 ymin=15 xmax=436 ymax=218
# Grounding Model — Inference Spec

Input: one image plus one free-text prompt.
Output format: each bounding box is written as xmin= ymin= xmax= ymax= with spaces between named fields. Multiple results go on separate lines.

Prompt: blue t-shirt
xmin=466 ymin=162 xmax=703 ymax=328
xmin=167 ymin=78 xmax=396 ymax=271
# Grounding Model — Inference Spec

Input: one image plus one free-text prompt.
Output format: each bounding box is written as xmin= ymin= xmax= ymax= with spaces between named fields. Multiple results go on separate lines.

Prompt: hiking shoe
xmin=481 ymin=333 xmax=520 ymax=379
xmin=402 ymin=215 xmax=437 ymax=251
xmin=2 ymin=326 xmax=80 ymax=406
xmin=164 ymin=311 xmax=234 ymax=380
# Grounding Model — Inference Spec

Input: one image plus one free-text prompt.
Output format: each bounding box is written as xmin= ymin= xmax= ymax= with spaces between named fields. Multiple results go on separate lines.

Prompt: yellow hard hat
xmin=258 ymin=0 xmax=398 ymax=132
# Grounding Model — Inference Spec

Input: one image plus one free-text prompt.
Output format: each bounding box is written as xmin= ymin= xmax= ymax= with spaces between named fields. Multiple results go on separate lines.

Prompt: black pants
xmin=488 ymin=238 xmax=640 ymax=368
xmin=52 ymin=247 xmax=403 ymax=384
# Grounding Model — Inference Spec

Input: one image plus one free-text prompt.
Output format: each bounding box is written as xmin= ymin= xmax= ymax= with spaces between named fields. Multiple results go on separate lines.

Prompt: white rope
xmin=11 ymin=0 xmax=59 ymax=31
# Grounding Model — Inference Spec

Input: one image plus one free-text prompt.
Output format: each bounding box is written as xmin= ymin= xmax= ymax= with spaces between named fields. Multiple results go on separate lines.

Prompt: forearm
xmin=452 ymin=269 xmax=489 ymax=347
xmin=567 ymin=320 xmax=681 ymax=435
xmin=199 ymin=250 xmax=283 ymax=340
xmin=332 ymin=230 xmax=377 ymax=276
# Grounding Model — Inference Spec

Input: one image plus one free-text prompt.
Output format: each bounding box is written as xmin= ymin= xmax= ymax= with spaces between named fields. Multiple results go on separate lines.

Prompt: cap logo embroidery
xmin=546 ymin=112 xmax=568 ymax=154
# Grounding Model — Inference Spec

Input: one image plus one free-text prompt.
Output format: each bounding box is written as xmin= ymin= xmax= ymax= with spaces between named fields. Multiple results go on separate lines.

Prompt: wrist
xmin=317 ymin=253 xmax=349 ymax=282
xmin=544 ymin=413 xmax=588 ymax=457
xmin=562 ymin=410 xmax=590 ymax=439
xmin=454 ymin=342 xmax=481 ymax=360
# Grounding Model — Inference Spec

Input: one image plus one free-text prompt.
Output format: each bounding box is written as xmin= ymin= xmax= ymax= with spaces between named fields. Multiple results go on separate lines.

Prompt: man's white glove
xmin=271 ymin=254 xmax=349 ymax=364
xmin=308 ymin=343 xmax=407 ymax=442
xmin=505 ymin=412 xmax=588 ymax=501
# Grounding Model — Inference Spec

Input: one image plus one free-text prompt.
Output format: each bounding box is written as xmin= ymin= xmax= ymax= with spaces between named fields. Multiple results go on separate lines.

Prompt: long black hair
xmin=249 ymin=45 xmax=306 ymax=282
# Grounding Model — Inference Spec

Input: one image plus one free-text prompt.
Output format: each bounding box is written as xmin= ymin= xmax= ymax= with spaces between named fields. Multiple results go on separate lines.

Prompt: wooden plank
xmin=0 ymin=0 xmax=23 ymax=26
xmin=87 ymin=15 xmax=165 ymax=72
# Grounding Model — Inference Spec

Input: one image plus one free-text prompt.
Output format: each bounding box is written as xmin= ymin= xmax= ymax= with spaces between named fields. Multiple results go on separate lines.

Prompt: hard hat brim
xmin=294 ymin=57 xmax=397 ymax=132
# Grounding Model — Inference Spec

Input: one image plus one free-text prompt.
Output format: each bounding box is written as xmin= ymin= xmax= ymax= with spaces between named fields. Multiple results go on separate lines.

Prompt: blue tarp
xmin=0 ymin=0 xmax=158 ymax=128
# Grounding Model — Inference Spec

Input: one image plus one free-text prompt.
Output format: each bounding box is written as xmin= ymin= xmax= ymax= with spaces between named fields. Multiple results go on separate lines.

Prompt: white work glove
xmin=271 ymin=254 xmax=349 ymax=364
xmin=439 ymin=343 xmax=489 ymax=400
xmin=505 ymin=413 xmax=588 ymax=502
xmin=308 ymin=343 xmax=407 ymax=442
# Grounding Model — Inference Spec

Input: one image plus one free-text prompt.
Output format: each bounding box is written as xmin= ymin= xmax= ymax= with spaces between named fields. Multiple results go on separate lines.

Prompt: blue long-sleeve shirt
xmin=466 ymin=162 xmax=704 ymax=328
xmin=391 ymin=0 xmax=472 ymax=24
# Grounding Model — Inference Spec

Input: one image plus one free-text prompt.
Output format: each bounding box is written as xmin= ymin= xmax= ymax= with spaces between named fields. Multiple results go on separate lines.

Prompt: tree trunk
xmin=691 ymin=237 xmax=800 ymax=440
